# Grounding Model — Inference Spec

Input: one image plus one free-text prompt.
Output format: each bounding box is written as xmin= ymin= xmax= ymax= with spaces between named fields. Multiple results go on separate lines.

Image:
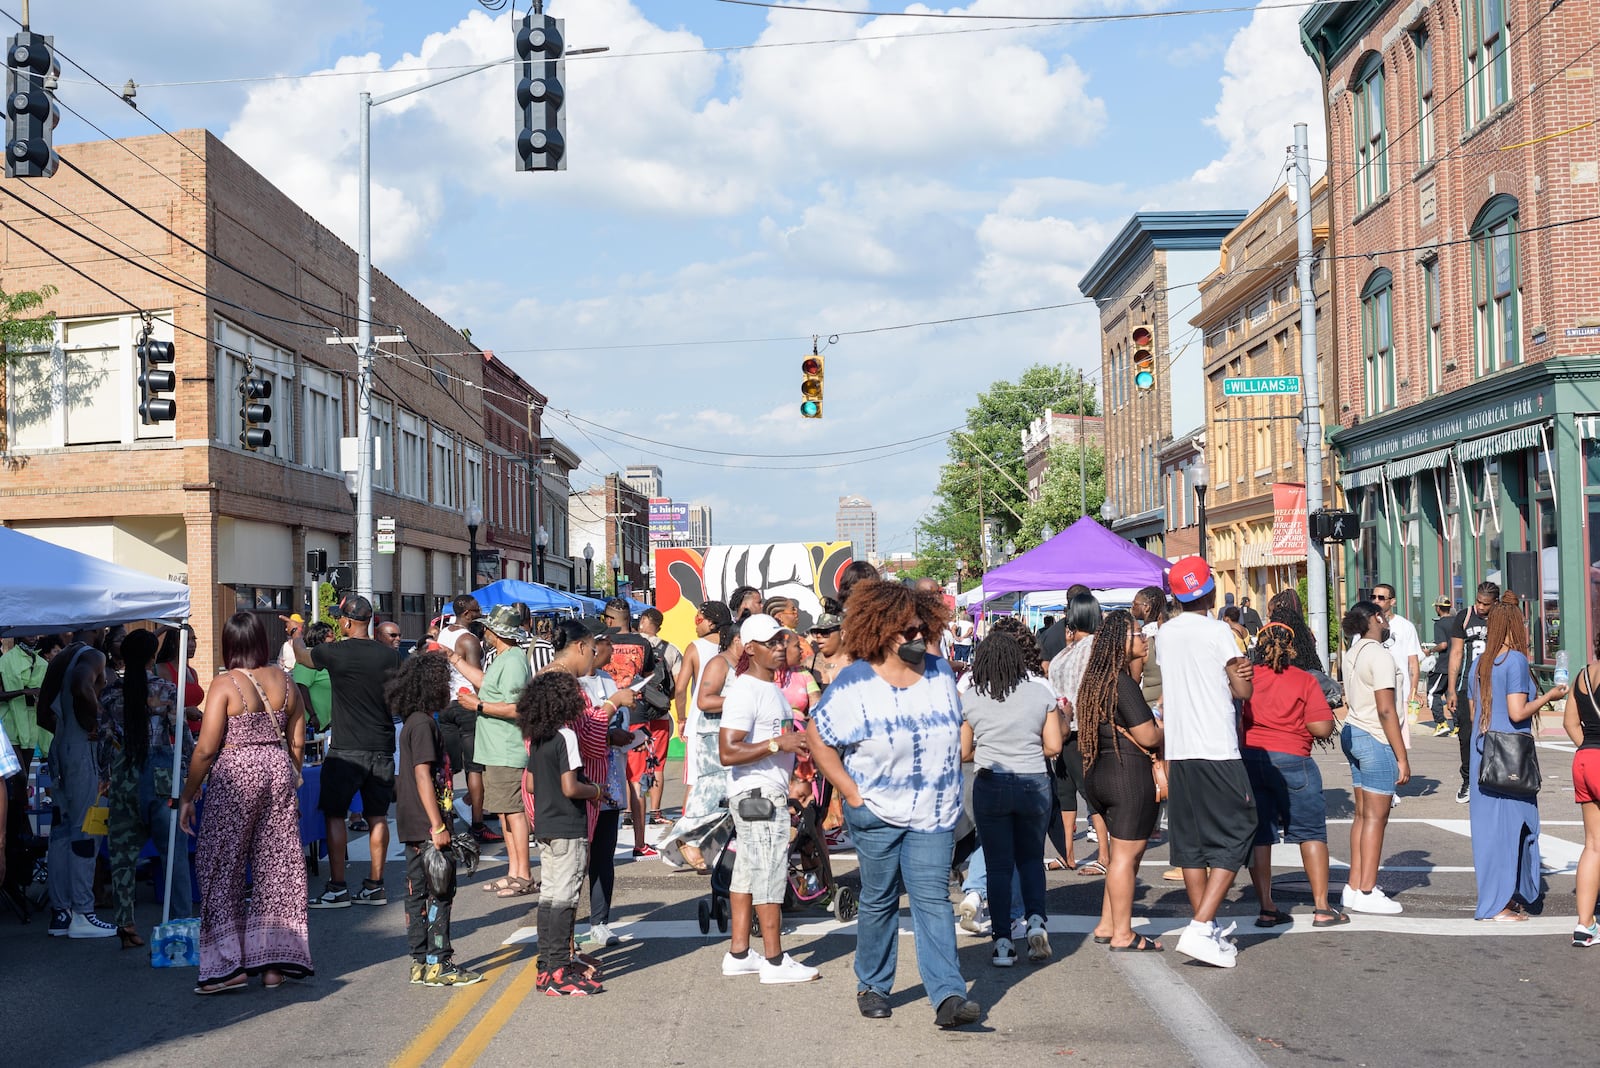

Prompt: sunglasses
xmin=901 ymin=625 xmax=926 ymax=640
xmin=811 ymin=626 xmax=840 ymax=636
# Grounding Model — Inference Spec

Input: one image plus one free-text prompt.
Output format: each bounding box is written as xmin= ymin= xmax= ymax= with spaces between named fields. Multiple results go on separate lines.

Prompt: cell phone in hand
xmin=627 ymin=676 xmax=649 ymax=692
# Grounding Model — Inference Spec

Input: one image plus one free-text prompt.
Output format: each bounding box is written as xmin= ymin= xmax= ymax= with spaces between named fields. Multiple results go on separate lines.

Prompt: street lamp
xmin=536 ymin=524 xmax=550 ymax=584
xmin=1040 ymin=522 xmax=1054 ymax=544
xmin=955 ymin=557 xmax=965 ymax=590
xmin=1190 ymin=458 xmax=1211 ymax=563
xmin=1100 ymin=500 xmax=1120 ymax=526
xmin=1003 ymin=538 xmax=1016 ymax=561
xmin=643 ymin=561 xmax=653 ymax=603
xmin=465 ymin=503 xmax=483 ymax=591
xmin=582 ymin=542 xmax=594 ymax=596
xmin=609 ymin=552 xmax=622 ymax=594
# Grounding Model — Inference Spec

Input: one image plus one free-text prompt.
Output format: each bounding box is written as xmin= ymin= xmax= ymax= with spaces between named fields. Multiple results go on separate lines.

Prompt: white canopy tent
xmin=0 ymin=526 xmax=192 ymax=922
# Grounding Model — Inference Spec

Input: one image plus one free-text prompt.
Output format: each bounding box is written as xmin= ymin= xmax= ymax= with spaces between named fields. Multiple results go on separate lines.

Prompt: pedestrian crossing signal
xmin=1131 ymin=325 xmax=1155 ymax=392
xmin=1309 ymin=509 xmax=1358 ymax=542
xmin=801 ymin=354 xmax=823 ymax=418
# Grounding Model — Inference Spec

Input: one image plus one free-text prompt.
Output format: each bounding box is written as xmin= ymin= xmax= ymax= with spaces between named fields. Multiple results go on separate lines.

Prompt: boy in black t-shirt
xmin=390 ymin=655 xmax=482 ymax=988
xmin=519 ymin=672 xmax=606 ymax=997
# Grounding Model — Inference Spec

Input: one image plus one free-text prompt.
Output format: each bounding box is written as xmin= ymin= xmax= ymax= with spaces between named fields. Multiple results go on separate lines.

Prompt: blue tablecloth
xmin=296 ymin=762 xmax=363 ymax=848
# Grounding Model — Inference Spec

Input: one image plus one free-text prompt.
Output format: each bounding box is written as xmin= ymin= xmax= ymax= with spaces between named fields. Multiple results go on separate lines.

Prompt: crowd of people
xmin=3 ymin=554 xmax=1599 ymax=1018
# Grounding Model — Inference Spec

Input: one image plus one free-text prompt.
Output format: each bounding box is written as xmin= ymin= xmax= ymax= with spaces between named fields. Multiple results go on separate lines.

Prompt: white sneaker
xmin=586 ymin=922 xmax=619 ymax=947
xmin=956 ymin=891 xmax=983 ymax=930
xmin=759 ymin=953 xmax=820 ymax=984
xmin=1009 ymin=916 xmax=1027 ymax=941
xmin=66 ymin=911 xmax=118 ymax=939
xmin=721 ymin=951 xmax=763 ymax=976
xmin=1025 ymin=914 xmax=1051 ymax=963
xmin=1346 ymin=886 xmax=1402 ymax=915
xmin=1390 ymin=793 xmax=1401 ymax=810
xmin=991 ymin=937 xmax=1017 ymax=967
xmin=1175 ymin=922 xmax=1237 ymax=968
xmin=1340 ymin=883 xmax=1358 ymax=909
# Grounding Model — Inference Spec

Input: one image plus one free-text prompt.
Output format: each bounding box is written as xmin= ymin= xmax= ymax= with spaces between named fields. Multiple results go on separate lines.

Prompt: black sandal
xmin=1092 ymin=934 xmax=1111 ymax=944
xmin=1312 ymin=908 xmax=1351 ymax=927
xmin=1255 ymin=908 xmax=1293 ymax=928
xmin=1108 ymin=934 xmax=1163 ymax=952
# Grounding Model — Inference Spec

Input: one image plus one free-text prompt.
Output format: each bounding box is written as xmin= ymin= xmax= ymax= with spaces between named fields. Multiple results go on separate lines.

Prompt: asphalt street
xmin=6 ymin=724 xmax=1594 ymax=1067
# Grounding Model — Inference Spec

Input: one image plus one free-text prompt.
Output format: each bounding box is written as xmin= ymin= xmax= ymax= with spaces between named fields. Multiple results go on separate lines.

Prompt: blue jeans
xmin=960 ymin=847 xmax=1023 ymax=925
xmin=971 ymin=770 xmax=1051 ymax=936
xmin=844 ymin=802 xmax=968 ymax=1007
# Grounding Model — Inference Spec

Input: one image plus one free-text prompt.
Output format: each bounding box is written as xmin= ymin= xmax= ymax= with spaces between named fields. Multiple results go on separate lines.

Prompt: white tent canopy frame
xmin=0 ymin=526 xmax=193 ymax=923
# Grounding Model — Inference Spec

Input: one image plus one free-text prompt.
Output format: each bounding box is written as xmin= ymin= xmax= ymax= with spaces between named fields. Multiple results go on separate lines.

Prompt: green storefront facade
xmin=1331 ymin=358 xmax=1600 ymax=670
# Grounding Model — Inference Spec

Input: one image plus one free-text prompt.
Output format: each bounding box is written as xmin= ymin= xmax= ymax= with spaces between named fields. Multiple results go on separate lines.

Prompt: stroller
xmin=696 ymin=784 xmax=857 ymax=935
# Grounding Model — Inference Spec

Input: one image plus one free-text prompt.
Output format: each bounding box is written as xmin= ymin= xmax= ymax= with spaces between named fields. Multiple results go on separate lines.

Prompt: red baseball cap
xmin=1167 ymin=555 xmax=1215 ymax=603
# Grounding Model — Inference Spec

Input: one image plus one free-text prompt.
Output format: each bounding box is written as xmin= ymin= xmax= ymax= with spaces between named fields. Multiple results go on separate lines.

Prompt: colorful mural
xmin=656 ymin=541 xmax=855 ymax=656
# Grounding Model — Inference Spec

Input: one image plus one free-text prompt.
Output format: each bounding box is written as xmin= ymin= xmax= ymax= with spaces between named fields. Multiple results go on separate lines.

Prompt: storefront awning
xmin=1456 ymin=421 xmax=1548 ymax=461
xmin=1577 ymin=415 xmax=1600 ymax=440
xmin=1338 ymin=465 xmax=1383 ymax=490
xmin=1383 ymin=448 xmax=1452 ymax=479
xmin=1240 ymin=544 xmax=1305 ymax=568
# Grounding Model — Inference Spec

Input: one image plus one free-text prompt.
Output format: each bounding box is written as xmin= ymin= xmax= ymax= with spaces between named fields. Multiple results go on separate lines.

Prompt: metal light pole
xmin=1294 ymin=121 xmax=1330 ymax=669
xmin=1100 ymin=500 xmax=1119 ymax=527
xmin=466 ymin=503 xmax=482 ymax=591
xmin=955 ymin=558 xmax=965 ymax=591
xmin=1191 ymin=459 xmax=1210 ymax=563
xmin=583 ymin=542 xmax=594 ymax=596
xmin=609 ymin=552 xmax=622 ymax=594
xmin=536 ymin=524 xmax=549 ymax=583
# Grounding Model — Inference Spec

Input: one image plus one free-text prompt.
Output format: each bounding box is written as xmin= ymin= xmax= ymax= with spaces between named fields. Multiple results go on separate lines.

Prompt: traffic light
xmin=238 ymin=371 xmax=273 ymax=451
xmin=1131 ymin=324 xmax=1155 ymax=393
xmin=801 ymin=353 xmax=824 ymax=418
xmin=5 ymin=31 xmax=59 ymax=179
xmin=136 ymin=335 xmax=177 ymax=424
xmin=514 ymin=13 xmax=565 ymax=171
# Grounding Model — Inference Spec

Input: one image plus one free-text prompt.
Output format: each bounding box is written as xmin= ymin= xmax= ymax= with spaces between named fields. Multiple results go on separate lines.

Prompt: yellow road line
xmin=390 ymin=946 xmax=526 ymax=1068
xmin=438 ymin=951 xmax=545 ymax=1068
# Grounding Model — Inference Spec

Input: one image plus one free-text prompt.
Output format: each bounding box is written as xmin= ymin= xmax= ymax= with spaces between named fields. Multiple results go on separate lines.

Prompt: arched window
xmin=1352 ymin=52 xmax=1388 ymax=209
xmin=1464 ymin=0 xmax=1511 ymax=127
xmin=1361 ymin=267 xmax=1395 ymax=414
xmin=1471 ymin=195 xmax=1520 ymax=374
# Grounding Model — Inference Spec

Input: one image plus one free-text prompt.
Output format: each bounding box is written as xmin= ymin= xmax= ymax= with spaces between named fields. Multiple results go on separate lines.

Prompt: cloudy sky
xmin=24 ymin=0 xmax=1323 ymax=554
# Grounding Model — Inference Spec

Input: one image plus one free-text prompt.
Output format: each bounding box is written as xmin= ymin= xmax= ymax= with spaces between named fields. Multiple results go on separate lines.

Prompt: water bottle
xmin=1554 ymin=649 xmax=1570 ymax=688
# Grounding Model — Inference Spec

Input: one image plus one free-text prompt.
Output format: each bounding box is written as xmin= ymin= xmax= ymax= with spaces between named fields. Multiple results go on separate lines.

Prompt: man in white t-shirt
xmin=1155 ymin=556 xmax=1256 ymax=969
xmin=718 ymin=614 xmax=818 ymax=986
xmin=1373 ymin=583 xmax=1421 ymax=749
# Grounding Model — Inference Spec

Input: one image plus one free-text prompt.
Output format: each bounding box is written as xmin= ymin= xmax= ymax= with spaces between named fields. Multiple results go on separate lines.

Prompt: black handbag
xmin=1478 ymin=730 xmax=1541 ymax=798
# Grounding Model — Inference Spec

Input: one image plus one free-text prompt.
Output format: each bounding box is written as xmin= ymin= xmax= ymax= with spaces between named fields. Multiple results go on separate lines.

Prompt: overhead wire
xmin=713 ymin=0 xmax=1322 ymax=23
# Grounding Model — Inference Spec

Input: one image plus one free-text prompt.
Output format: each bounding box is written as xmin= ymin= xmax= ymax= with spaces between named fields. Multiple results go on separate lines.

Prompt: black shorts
xmin=319 ymin=748 xmax=396 ymax=818
xmin=438 ymin=702 xmax=484 ymax=775
xmin=1053 ymin=734 xmax=1103 ymax=817
xmin=1166 ymin=758 xmax=1256 ymax=872
xmin=1085 ymin=746 xmax=1158 ymax=842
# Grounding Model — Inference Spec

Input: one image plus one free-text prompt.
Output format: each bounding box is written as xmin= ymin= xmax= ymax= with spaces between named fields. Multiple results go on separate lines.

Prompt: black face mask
xmin=896 ymin=637 xmax=927 ymax=666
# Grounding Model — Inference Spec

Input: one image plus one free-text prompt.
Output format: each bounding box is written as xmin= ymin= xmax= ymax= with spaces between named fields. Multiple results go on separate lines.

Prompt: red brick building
xmin=1303 ymin=0 xmax=1600 ymax=661
xmin=0 ymin=131 xmax=554 ymax=670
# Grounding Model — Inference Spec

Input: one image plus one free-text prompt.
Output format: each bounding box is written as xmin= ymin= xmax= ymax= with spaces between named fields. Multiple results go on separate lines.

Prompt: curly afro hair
xmin=384 ymin=652 xmax=451 ymax=720
xmin=840 ymin=579 xmax=952 ymax=663
xmin=989 ymin=614 xmax=1043 ymax=673
xmin=518 ymin=671 xmax=586 ymax=745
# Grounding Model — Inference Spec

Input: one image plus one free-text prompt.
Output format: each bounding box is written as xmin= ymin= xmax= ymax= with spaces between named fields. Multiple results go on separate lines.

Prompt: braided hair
xmin=989 ymin=615 xmax=1042 ymax=673
xmin=119 ymin=629 xmax=160 ymax=770
xmin=970 ymin=632 xmax=1030 ymax=702
xmin=1256 ymin=621 xmax=1296 ymax=673
xmin=1075 ymin=609 xmax=1134 ymax=770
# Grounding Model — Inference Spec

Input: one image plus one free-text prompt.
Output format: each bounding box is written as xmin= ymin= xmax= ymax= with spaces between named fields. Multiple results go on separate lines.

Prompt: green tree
xmin=918 ymin=364 xmax=1097 ymax=584
xmin=1018 ymin=441 xmax=1105 ymax=549
xmin=1 ymin=282 xmax=58 ymax=361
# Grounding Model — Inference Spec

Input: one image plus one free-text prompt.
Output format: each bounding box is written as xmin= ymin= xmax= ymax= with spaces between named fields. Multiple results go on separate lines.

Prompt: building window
xmin=396 ymin=410 xmax=427 ymax=500
xmin=432 ymin=425 xmax=460 ymax=510
xmin=1353 ymin=53 xmax=1388 ymax=210
xmin=215 ymin=320 xmax=294 ymax=462
xmin=1471 ymin=195 xmax=1520 ymax=375
xmin=1464 ymin=0 xmax=1511 ymax=128
xmin=1415 ymin=28 xmax=1436 ymax=165
xmin=1360 ymin=268 xmax=1395 ymax=414
xmin=1419 ymin=259 xmax=1441 ymax=392
xmin=372 ymin=396 xmax=395 ymax=491
xmin=300 ymin=363 xmax=343 ymax=474
xmin=463 ymin=443 xmax=484 ymax=516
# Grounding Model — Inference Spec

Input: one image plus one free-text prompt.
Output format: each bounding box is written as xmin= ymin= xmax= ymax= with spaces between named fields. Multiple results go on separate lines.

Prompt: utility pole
xmin=1078 ymin=369 xmax=1088 ymax=518
xmin=1294 ymin=122 xmax=1329 ymax=670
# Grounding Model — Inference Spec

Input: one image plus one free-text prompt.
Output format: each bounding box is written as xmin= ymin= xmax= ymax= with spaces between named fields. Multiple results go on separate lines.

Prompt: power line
xmin=47 ymin=91 xmax=204 ymax=205
xmin=714 ymin=0 xmax=1321 ymax=23
xmin=558 ymin=410 xmax=962 ymax=458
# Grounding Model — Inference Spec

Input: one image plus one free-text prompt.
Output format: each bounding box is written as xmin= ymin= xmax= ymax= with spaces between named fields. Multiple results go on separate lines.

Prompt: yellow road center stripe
xmin=390 ymin=946 xmax=525 ymax=1068
xmin=438 ymin=952 xmax=545 ymax=1068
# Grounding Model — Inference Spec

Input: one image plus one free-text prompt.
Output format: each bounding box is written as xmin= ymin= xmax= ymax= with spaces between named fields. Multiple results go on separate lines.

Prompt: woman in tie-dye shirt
xmin=808 ymin=580 xmax=979 ymax=1030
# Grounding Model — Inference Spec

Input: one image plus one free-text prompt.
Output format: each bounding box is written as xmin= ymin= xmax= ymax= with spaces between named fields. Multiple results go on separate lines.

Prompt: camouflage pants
xmin=108 ymin=750 xmax=193 ymax=928
xmin=107 ymin=753 xmax=145 ymax=929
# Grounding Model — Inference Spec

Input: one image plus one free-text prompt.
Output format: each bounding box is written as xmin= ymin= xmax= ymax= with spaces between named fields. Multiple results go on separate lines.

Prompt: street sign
xmin=377 ymin=516 xmax=396 ymax=555
xmin=1224 ymin=376 xmax=1302 ymax=397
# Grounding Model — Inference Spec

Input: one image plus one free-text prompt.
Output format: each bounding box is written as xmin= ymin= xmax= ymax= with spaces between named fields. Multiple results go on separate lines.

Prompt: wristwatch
xmin=768 ymin=738 xmax=780 ymax=754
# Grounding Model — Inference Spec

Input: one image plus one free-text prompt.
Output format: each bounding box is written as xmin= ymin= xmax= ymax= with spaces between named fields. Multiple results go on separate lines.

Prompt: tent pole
xmin=162 ymin=621 xmax=187 ymax=926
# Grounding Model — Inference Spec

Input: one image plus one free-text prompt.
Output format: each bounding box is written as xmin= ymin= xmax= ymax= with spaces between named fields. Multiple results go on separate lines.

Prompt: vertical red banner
xmin=1272 ymin=482 xmax=1308 ymax=556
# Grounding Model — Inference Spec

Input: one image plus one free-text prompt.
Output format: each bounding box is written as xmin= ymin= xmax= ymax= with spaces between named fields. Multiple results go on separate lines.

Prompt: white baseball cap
xmin=739 ymin=613 xmax=792 ymax=644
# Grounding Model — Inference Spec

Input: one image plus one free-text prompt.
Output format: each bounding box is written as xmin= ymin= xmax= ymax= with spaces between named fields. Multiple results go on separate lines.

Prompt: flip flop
xmin=496 ymin=876 xmax=537 ymax=898
xmin=1255 ymin=909 xmax=1293 ymax=928
xmin=193 ymin=978 xmax=248 ymax=996
xmin=1045 ymin=857 xmax=1069 ymax=872
xmin=1092 ymin=935 xmax=1112 ymax=944
xmin=1312 ymin=908 xmax=1351 ymax=928
xmin=1076 ymin=860 xmax=1107 ymax=877
xmin=1108 ymin=934 xmax=1163 ymax=952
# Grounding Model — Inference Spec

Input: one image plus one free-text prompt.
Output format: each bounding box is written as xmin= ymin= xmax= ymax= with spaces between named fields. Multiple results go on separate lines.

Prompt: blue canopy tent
xmin=469 ymin=578 xmax=585 ymax=614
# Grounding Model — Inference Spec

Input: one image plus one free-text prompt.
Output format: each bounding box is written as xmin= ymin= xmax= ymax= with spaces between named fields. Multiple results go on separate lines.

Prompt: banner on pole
xmin=1272 ymin=482 xmax=1308 ymax=556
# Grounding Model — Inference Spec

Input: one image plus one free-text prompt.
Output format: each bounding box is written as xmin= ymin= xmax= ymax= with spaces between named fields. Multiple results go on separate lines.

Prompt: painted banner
xmin=655 ymin=541 xmax=854 ymax=656
xmin=649 ymin=498 xmax=690 ymax=542
xmin=1271 ymin=482 xmax=1308 ymax=556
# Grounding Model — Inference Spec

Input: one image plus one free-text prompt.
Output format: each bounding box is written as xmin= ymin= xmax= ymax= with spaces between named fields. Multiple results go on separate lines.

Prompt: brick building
xmin=0 ymin=131 xmax=555 ymax=671
xmin=567 ymin=474 xmax=649 ymax=595
xmin=1190 ymin=179 xmax=1335 ymax=603
xmin=1303 ymin=0 xmax=1600 ymax=663
xmin=1020 ymin=408 xmax=1105 ymax=502
xmin=1078 ymin=212 xmax=1247 ymax=555
xmin=1157 ymin=429 xmax=1206 ymax=561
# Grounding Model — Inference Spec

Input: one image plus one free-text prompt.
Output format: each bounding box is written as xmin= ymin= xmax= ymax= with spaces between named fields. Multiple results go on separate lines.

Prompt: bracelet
xmin=430 ymin=824 xmax=446 ymax=836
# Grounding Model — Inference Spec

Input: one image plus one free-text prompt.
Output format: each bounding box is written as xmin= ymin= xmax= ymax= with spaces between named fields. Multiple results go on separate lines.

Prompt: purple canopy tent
xmin=980 ymin=517 xmax=1171 ymax=594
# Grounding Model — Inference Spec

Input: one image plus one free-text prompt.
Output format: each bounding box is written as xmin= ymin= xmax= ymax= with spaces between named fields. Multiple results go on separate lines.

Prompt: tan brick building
xmin=0 ymin=131 xmax=553 ymax=673
xmin=1303 ymin=0 xmax=1600 ymax=662
xmin=1078 ymin=212 xmax=1247 ymax=555
xmin=1191 ymin=180 xmax=1335 ymax=603
xmin=1020 ymin=409 xmax=1105 ymax=502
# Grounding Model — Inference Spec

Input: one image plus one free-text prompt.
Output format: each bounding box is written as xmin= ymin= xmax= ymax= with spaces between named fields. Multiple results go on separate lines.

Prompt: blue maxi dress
xmin=1466 ymin=649 xmax=1542 ymax=919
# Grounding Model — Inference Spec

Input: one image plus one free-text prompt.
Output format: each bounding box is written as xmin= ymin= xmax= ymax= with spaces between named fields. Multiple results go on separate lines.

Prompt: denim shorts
xmin=1242 ymin=748 xmax=1327 ymax=846
xmin=1340 ymin=724 xmax=1398 ymax=796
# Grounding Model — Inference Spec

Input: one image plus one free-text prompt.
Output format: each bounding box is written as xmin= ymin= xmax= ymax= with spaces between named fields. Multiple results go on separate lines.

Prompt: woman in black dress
xmin=1078 ymin=610 xmax=1164 ymax=951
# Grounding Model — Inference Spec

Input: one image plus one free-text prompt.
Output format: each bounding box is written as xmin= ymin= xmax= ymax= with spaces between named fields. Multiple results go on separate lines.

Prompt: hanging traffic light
xmin=801 ymin=353 xmax=824 ymax=418
xmin=239 ymin=371 xmax=273 ymax=451
xmin=136 ymin=335 xmax=177 ymax=424
xmin=1131 ymin=324 xmax=1155 ymax=392
xmin=514 ymin=13 xmax=565 ymax=172
xmin=5 ymin=31 xmax=59 ymax=179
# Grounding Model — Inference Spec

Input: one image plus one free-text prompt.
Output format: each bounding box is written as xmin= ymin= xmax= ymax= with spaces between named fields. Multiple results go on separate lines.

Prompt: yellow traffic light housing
xmin=801 ymin=353 xmax=824 ymax=418
xmin=1131 ymin=324 xmax=1155 ymax=392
